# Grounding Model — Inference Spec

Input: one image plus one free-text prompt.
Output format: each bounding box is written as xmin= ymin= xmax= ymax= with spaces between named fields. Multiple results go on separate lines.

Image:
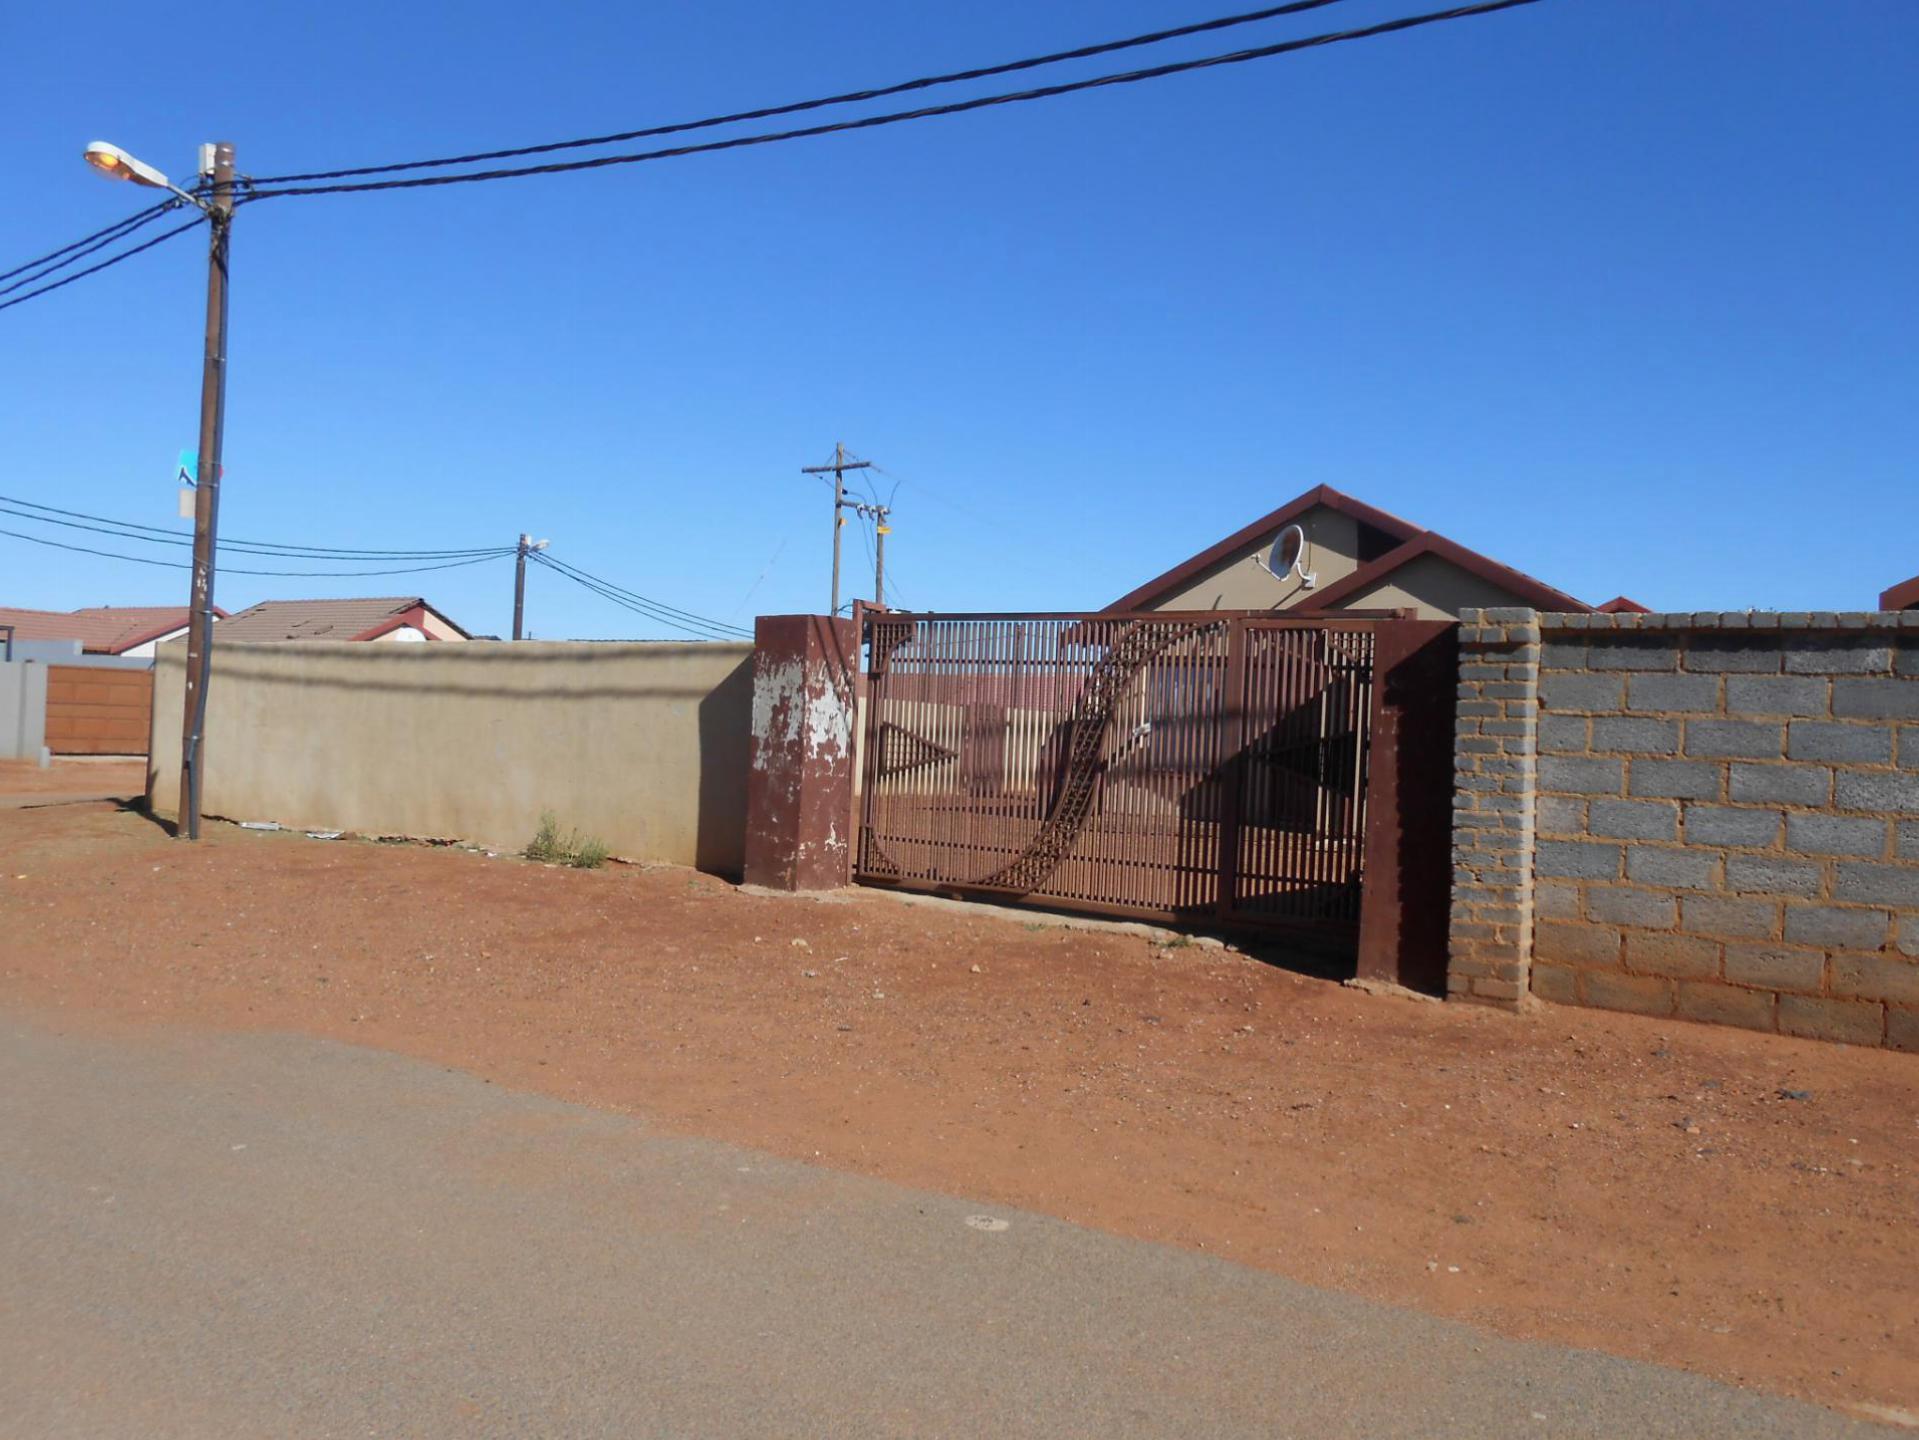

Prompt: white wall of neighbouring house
xmin=120 ymin=624 xmax=191 ymax=660
xmin=373 ymin=626 xmax=429 ymax=643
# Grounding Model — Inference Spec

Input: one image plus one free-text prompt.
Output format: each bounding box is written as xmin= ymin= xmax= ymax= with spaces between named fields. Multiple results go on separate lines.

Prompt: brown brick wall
xmin=1449 ymin=609 xmax=1919 ymax=1050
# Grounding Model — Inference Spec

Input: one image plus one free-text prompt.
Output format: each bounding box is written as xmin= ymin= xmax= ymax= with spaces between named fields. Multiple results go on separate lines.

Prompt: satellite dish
xmin=1260 ymin=523 xmax=1317 ymax=588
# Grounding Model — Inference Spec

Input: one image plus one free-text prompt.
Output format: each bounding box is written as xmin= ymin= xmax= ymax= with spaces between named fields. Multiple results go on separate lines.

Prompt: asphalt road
xmin=0 ymin=1011 xmax=1896 ymax=1439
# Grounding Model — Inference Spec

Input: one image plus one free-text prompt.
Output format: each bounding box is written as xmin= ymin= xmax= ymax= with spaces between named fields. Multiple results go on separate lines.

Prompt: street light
xmin=86 ymin=137 xmax=237 ymax=842
xmin=83 ymin=141 xmax=214 ymax=211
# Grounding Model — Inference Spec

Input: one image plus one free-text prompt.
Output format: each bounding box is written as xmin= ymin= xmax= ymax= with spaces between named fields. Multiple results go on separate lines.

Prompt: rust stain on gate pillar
xmin=744 ymin=615 xmax=858 ymax=891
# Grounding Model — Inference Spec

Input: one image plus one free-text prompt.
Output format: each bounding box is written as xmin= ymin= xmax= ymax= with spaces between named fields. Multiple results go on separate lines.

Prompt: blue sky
xmin=3 ymin=0 xmax=1914 ymax=637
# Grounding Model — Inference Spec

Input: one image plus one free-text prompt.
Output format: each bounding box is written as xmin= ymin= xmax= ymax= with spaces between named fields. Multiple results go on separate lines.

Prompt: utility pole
xmin=800 ymin=443 xmax=871 ymax=617
xmin=842 ymin=498 xmax=891 ymax=609
xmin=178 ymin=142 xmax=236 ymax=842
xmin=511 ymin=533 xmax=548 ymax=640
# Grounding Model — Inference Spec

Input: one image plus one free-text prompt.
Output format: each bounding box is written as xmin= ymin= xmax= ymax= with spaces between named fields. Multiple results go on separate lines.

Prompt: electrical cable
xmin=529 ymin=552 xmax=750 ymax=640
xmin=0 ymin=216 xmax=206 ymax=314
xmin=729 ymin=535 xmax=788 ymax=624
xmin=869 ymin=460 xmax=991 ymax=528
xmin=536 ymin=551 xmax=755 ymax=634
xmin=0 ymin=492 xmax=515 ymax=559
xmin=248 ymin=0 xmax=1355 ymax=186
xmin=0 ymin=202 xmax=185 ymax=298
xmin=0 ymin=199 xmax=178 ymax=284
xmin=534 ymin=551 xmax=753 ymax=638
xmin=238 ymin=1 xmax=1543 ymax=202
xmin=0 ymin=525 xmax=516 ymax=577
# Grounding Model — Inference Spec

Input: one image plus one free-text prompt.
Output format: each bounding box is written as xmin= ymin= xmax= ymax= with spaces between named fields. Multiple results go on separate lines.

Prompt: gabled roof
xmin=0 ymin=603 xmax=209 ymax=654
xmin=1292 ymin=531 xmax=1589 ymax=614
xmin=1107 ymin=485 xmax=1421 ymax=612
xmin=214 ymin=596 xmax=469 ymax=642
xmin=1596 ymin=596 xmax=1652 ymax=614
xmin=1106 ymin=483 xmax=1590 ymax=615
xmin=1881 ymin=575 xmax=1919 ymax=611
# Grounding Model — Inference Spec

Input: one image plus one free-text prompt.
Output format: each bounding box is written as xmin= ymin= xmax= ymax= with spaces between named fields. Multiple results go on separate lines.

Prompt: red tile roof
xmin=0 ymin=604 xmax=202 ymax=654
xmin=213 ymin=596 xmax=468 ymax=642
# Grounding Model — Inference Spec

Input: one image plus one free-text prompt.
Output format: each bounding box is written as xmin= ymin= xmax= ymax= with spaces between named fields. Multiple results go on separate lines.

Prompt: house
xmin=0 ymin=604 xmax=207 ymax=758
xmin=0 ymin=603 xmax=211 ymax=661
xmin=213 ymin=596 xmax=470 ymax=643
xmin=1106 ymin=484 xmax=1591 ymax=619
xmin=1882 ymin=575 xmax=1919 ymax=611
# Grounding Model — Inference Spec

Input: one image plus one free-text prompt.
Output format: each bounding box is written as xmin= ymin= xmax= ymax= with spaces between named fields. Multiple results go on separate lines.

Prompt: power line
xmin=0 ymin=200 xmax=178 ymax=284
xmin=0 ymin=524 xmax=517 ymax=577
xmin=0 ymin=202 xmax=186 ymax=299
xmin=536 ymin=553 xmax=753 ymax=639
xmin=238 ymin=0 xmax=1543 ymax=202
xmin=0 ymin=216 xmax=206 ymax=314
xmin=538 ymin=552 xmax=753 ymax=634
xmin=248 ymin=0 xmax=1355 ymax=186
xmin=728 ymin=535 xmax=789 ymax=625
xmin=529 ymin=552 xmax=752 ymax=640
xmin=0 ymin=492 xmax=515 ymax=559
xmin=869 ymin=460 xmax=993 ymax=529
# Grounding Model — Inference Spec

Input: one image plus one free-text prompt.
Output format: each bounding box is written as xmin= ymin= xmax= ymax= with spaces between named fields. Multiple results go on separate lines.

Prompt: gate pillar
xmin=744 ymin=615 xmax=858 ymax=891
xmin=1356 ymin=620 xmax=1461 ymax=993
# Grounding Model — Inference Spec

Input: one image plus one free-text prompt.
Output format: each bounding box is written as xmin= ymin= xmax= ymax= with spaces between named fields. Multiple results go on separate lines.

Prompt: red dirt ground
xmin=0 ymin=758 xmax=145 ymax=803
xmin=2 ymin=797 xmax=1915 ymax=1423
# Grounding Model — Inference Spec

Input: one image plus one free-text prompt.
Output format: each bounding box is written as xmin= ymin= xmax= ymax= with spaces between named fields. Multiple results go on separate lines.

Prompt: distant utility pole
xmin=800 ymin=443 xmax=871 ymax=617
xmin=844 ymin=498 xmax=891 ymax=609
xmin=512 ymin=533 xmax=549 ymax=641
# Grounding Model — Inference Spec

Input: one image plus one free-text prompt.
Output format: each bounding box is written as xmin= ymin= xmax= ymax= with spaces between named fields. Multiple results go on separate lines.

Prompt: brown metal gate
xmin=45 ymin=665 xmax=155 ymax=756
xmin=856 ymin=612 xmax=1384 ymax=940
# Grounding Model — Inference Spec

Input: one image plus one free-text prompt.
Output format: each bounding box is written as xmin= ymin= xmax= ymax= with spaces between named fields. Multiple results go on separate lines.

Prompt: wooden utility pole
xmin=800 ymin=443 xmax=871 ymax=617
xmin=177 ymin=142 xmax=235 ymax=841
xmin=843 ymin=498 xmax=891 ymax=609
xmin=512 ymin=533 xmax=548 ymax=640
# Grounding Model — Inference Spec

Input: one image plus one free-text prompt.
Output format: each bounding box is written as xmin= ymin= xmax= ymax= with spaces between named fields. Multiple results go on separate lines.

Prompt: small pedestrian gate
xmin=856 ymin=611 xmax=1404 ymax=943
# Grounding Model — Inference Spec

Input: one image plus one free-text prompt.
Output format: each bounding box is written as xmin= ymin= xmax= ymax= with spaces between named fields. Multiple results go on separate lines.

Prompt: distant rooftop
xmin=0 ymin=603 xmax=204 ymax=654
xmin=214 ymin=596 xmax=469 ymax=642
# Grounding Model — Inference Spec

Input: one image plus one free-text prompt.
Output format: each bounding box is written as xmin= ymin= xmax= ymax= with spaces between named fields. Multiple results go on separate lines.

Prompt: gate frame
xmin=852 ymin=607 xmax=1459 ymax=991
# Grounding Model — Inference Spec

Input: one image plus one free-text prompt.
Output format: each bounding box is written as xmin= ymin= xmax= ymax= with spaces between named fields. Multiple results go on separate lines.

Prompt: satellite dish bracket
xmin=1255 ymin=522 xmax=1317 ymax=589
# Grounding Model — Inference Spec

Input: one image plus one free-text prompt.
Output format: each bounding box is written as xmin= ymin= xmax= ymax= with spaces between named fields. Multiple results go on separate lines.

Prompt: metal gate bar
xmin=857 ymin=611 xmax=1381 ymax=937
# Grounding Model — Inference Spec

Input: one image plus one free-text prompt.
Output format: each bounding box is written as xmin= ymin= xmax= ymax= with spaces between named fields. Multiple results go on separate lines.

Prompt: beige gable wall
xmin=416 ymin=609 xmax=467 ymax=641
xmin=1144 ymin=504 xmax=1368 ymax=612
xmin=1339 ymin=553 xmax=1529 ymax=619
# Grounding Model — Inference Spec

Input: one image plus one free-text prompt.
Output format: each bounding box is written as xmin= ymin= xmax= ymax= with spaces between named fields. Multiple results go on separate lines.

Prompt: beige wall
xmin=414 ymin=609 xmax=466 ymax=641
xmin=1144 ymin=504 xmax=1529 ymax=619
xmin=149 ymin=639 xmax=754 ymax=873
xmin=1339 ymin=553 xmax=1529 ymax=620
xmin=1149 ymin=504 xmax=1367 ymax=611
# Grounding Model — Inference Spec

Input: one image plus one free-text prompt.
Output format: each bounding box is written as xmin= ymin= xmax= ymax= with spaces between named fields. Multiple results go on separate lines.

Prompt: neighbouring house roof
xmin=0 ymin=603 xmax=208 ymax=654
xmin=1881 ymin=575 xmax=1919 ymax=611
xmin=214 ymin=596 xmax=470 ymax=642
xmin=1106 ymin=484 xmax=1591 ymax=614
xmin=1596 ymin=596 xmax=1652 ymax=614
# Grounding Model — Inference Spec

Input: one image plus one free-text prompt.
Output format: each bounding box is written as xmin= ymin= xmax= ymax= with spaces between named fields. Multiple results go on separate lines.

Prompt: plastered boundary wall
xmin=1449 ymin=609 xmax=1919 ymax=1050
xmin=150 ymin=640 xmax=754 ymax=873
xmin=0 ymin=661 xmax=50 ymax=761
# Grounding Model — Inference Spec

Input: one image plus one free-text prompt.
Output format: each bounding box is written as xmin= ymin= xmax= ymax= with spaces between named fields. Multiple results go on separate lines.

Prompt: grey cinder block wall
xmin=1448 ymin=609 xmax=1919 ymax=1051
